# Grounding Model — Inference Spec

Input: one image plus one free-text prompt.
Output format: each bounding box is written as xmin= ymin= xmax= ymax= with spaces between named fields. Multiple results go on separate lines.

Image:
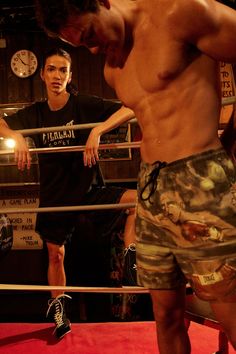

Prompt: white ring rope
xmin=1 ymin=96 xmax=234 ymax=137
xmin=0 ymin=141 xmax=141 ymax=156
xmin=0 ymin=202 xmax=136 ymax=214
xmin=0 ymin=284 xmax=149 ymax=293
xmin=1 ymin=94 xmax=233 ymax=154
xmin=16 ymin=118 xmax=138 ymax=136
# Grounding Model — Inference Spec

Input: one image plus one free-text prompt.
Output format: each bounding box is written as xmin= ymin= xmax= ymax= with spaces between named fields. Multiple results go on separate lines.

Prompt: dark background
xmin=0 ymin=1 xmax=117 ymax=104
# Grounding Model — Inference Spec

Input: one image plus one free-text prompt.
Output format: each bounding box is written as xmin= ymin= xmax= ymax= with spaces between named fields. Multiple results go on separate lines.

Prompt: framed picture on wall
xmin=99 ymin=123 xmax=132 ymax=161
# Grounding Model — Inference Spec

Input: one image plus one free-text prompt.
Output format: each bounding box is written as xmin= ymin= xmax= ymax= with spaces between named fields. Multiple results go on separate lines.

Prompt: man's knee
xmin=119 ymin=189 xmax=137 ymax=204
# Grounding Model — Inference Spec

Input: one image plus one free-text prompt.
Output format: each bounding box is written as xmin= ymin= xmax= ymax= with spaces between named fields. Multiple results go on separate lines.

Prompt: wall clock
xmin=10 ymin=49 xmax=38 ymax=78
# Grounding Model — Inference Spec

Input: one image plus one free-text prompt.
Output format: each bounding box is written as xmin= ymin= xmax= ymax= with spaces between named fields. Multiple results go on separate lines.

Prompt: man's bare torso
xmin=105 ymin=0 xmax=222 ymax=163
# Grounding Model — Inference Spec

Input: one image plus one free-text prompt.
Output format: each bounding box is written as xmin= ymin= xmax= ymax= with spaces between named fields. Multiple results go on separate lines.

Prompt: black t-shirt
xmin=4 ymin=94 xmax=122 ymax=207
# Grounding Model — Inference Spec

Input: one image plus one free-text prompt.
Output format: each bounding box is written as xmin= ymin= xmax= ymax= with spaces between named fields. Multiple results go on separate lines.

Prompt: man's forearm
xmin=0 ymin=118 xmax=16 ymax=139
xmin=96 ymin=106 xmax=135 ymax=136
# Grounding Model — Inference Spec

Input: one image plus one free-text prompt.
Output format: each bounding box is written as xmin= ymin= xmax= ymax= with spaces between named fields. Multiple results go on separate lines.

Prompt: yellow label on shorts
xmin=198 ymin=272 xmax=224 ymax=285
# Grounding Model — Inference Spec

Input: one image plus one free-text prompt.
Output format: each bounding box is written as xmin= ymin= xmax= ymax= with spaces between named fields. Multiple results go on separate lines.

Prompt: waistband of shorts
xmin=141 ymin=147 xmax=228 ymax=172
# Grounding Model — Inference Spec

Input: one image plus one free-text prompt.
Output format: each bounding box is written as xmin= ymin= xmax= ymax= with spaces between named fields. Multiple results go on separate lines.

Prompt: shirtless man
xmin=35 ymin=1 xmax=236 ymax=352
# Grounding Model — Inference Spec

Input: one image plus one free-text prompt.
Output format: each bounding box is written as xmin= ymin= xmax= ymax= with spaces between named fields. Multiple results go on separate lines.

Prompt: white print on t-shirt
xmin=42 ymin=120 xmax=76 ymax=147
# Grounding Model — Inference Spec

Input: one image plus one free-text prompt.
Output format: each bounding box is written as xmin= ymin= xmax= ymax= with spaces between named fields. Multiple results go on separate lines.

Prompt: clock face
xmin=11 ymin=50 xmax=38 ymax=78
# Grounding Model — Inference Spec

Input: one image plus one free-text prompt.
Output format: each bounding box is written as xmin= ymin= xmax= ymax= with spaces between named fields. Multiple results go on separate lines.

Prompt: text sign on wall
xmin=0 ymin=188 xmax=43 ymax=250
xmin=220 ymin=62 xmax=235 ymax=125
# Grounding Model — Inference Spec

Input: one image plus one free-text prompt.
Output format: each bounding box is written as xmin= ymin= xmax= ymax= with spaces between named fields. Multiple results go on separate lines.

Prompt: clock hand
xmin=16 ymin=54 xmax=28 ymax=66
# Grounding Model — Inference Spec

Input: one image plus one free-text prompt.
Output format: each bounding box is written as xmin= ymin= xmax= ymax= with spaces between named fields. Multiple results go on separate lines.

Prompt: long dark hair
xmin=41 ymin=47 xmax=72 ymax=70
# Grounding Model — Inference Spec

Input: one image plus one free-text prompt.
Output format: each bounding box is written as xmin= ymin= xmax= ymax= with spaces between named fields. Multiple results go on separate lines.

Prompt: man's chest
xmin=105 ymin=33 xmax=192 ymax=108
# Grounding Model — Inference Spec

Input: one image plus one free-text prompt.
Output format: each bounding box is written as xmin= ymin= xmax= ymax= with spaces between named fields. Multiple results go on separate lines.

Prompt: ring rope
xmin=2 ymin=192 xmax=235 ymax=257
xmin=15 ymin=118 xmax=138 ymax=136
xmin=0 ymin=284 xmax=149 ymax=293
xmin=222 ymin=96 xmax=236 ymax=106
xmin=0 ymin=202 xmax=136 ymax=214
xmin=2 ymin=96 xmax=235 ymax=137
xmin=0 ymin=141 xmax=141 ymax=156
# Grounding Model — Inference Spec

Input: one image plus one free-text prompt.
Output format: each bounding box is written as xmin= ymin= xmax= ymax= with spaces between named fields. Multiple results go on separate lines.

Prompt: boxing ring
xmin=0 ymin=117 xmax=235 ymax=354
xmin=0 ymin=321 xmax=233 ymax=354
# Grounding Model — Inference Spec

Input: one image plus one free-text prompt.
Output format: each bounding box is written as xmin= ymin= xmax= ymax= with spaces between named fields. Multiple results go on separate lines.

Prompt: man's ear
xmin=100 ymin=0 xmax=110 ymax=9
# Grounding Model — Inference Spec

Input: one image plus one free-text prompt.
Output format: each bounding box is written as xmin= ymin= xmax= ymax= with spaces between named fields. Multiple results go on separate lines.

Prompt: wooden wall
xmin=0 ymin=32 xmax=117 ymax=104
xmin=0 ymin=31 xmax=140 ymax=181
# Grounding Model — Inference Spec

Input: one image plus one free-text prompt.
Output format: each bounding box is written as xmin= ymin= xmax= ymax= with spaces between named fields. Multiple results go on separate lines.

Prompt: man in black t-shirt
xmin=0 ymin=48 xmax=137 ymax=339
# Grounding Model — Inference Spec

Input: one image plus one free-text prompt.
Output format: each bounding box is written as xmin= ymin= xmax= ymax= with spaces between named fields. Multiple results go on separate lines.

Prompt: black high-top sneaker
xmin=122 ymin=243 xmax=137 ymax=286
xmin=46 ymin=294 xmax=72 ymax=339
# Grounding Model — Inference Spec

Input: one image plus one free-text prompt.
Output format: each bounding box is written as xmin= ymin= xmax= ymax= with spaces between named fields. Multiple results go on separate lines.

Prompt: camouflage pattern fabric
xmin=136 ymin=148 xmax=236 ymax=300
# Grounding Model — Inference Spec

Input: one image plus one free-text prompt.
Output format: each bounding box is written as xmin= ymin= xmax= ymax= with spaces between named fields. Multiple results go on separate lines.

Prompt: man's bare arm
xmin=84 ymin=106 xmax=135 ymax=166
xmin=172 ymin=0 xmax=236 ymax=63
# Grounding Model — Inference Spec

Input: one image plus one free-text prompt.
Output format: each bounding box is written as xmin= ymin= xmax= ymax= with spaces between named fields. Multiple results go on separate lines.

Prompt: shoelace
xmin=53 ymin=301 xmax=65 ymax=329
xmin=46 ymin=294 xmax=72 ymax=328
xmin=123 ymin=243 xmax=136 ymax=257
xmin=140 ymin=161 xmax=167 ymax=203
xmin=124 ymin=243 xmax=137 ymax=270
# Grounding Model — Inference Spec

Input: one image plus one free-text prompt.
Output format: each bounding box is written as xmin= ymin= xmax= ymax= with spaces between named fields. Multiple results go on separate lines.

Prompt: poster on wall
xmin=0 ymin=134 xmax=42 ymax=250
xmin=0 ymin=188 xmax=42 ymax=250
xmin=220 ymin=62 xmax=236 ymax=128
xmin=99 ymin=123 xmax=132 ymax=161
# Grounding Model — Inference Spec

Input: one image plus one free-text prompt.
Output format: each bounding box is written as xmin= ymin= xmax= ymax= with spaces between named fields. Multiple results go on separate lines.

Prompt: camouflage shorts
xmin=136 ymin=148 xmax=236 ymax=300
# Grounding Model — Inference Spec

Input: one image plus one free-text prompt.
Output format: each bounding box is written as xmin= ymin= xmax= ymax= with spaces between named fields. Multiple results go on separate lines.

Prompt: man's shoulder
xmin=160 ymin=0 xmax=213 ymax=40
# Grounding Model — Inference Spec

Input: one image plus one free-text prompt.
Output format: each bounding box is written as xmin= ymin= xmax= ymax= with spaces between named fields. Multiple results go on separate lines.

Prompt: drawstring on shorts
xmin=140 ymin=161 xmax=167 ymax=202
